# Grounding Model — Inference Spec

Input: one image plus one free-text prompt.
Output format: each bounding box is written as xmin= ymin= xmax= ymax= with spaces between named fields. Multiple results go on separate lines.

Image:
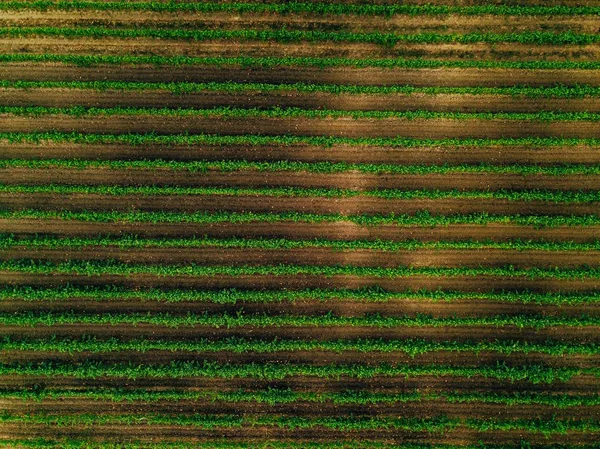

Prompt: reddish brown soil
xmin=3 ymin=168 xmax=600 ymax=191
xmin=4 ymin=88 xmax=600 ymax=113
xmin=1 ymin=193 xmax=597 ymax=216
xmin=3 ymin=219 xmax=600 ymax=243
xmin=3 ymin=142 xmax=600 ymax=165
xmin=2 ymin=246 xmax=599 ymax=269
xmin=3 ymin=63 xmax=600 ymax=87
xmin=2 ymin=115 xmax=599 ymax=138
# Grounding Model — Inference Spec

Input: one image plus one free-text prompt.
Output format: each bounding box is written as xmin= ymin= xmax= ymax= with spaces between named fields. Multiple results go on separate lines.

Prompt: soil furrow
xmin=0 ymin=193 xmax=597 ymax=216
xmin=0 ymin=424 xmax=596 ymax=445
xmin=4 ymin=168 xmax=600 ymax=191
xmin=2 ymin=247 xmax=599 ymax=269
xmin=3 ymin=38 xmax=600 ymax=61
xmin=3 ymin=324 xmax=600 ymax=343
xmin=2 ymin=11 xmax=598 ymax=33
xmin=3 ymin=63 xmax=600 ymax=87
xmin=3 ymin=350 xmax=600 ymax=369
xmin=1 ymin=115 xmax=599 ymax=139
xmin=2 ymin=272 xmax=598 ymax=293
xmin=1 ymin=398 xmax=597 ymax=420
xmin=4 ymin=88 xmax=600 ymax=113
xmin=3 ymin=142 xmax=600 ymax=166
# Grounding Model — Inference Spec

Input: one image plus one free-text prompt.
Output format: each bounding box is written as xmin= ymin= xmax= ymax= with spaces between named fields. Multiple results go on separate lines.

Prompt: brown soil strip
xmin=4 ymin=298 xmax=597 ymax=318
xmin=3 ymin=38 xmax=599 ymax=61
xmin=6 ymin=88 xmax=600 ymax=113
xmin=3 ymin=142 xmax=600 ymax=166
xmin=1 ymin=398 xmax=597 ymax=421
xmin=0 ymin=193 xmax=596 ymax=216
xmin=2 ymin=11 xmax=597 ymax=33
xmin=3 ymin=219 xmax=600 ymax=244
xmin=4 ymin=349 xmax=599 ymax=369
xmin=2 ymin=271 xmax=598 ymax=294
xmin=3 ymin=324 xmax=600 ymax=344
xmin=3 ymin=168 xmax=600 ymax=191
xmin=2 ymin=373 xmax=598 ymax=396
xmin=2 ymin=247 xmax=599 ymax=269
xmin=2 ymin=63 xmax=600 ymax=87
xmin=2 ymin=115 xmax=599 ymax=139
xmin=0 ymin=424 xmax=596 ymax=446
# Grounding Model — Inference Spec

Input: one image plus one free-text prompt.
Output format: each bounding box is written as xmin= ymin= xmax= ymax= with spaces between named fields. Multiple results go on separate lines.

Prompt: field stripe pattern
xmin=1 ymin=1 xmax=600 ymax=448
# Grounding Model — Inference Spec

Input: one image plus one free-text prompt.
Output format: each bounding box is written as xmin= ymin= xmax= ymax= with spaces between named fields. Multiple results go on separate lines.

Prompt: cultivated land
xmin=0 ymin=1 xmax=600 ymax=448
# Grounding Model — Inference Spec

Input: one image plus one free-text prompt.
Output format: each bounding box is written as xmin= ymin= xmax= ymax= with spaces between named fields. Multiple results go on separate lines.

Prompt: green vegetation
xmin=1 ymin=360 xmax=595 ymax=383
xmin=7 ymin=54 xmax=600 ymax=70
xmin=2 ymin=105 xmax=600 ymax=121
xmin=3 ymin=336 xmax=599 ymax=356
xmin=4 ymin=27 xmax=600 ymax=46
xmin=5 ymin=80 xmax=600 ymax=99
xmin=3 ymin=1 xmax=600 ymax=17
xmin=1 ymin=209 xmax=599 ymax=229
xmin=1 ymin=131 xmax=600 ymax=148
xmin=2 ymin=285 xmax=600 ymax=305
xmin=4 ymin=387 xmax=600 ymax=408
xmin=1 ymin=412 xmax=599 ymax=435
xmin=3 ymin=259 xmax=600 ymax=280
xmin=4 ymin=159 xmax=600 ymax=176
xmin=2 ymin=234 xmax=600 ymax=252
xmin=2 ymin=185 xmax=599 ymax=203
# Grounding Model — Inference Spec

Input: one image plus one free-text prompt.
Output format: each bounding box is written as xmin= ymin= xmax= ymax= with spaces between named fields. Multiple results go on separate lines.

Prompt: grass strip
xmin=5 ymin=54 xmax=600 ymax=70
xmin=4 ymin=1 xmax=600 ymax=17
xmin=1 ymin=132 xmax=600 ymax=147
xmin=3 ymin=336 xmax=599 ymax=356
xmin=2 ymin=185 xmax=599 ymax=203
xmin=1 ymin=105 xmax=599 ymax=121
xmin=1 ymin=210 xmax=600 ymax=228
xmin=2 ymin=235 xmax=600 ymax=252
xmin=4 ymin=80 xmax=600 ymax=98
xmin=2 ymin=259 xmax=600 ymax=280
xmin=4 ymin=27 xmax=600 ymax=46
xmin=4 ymin=159 xmax=600 ymax=176
xmin=4 ymin=387 xmax=600 ymax=408
xmin=0 ymin=360 xmax=592 ymax=383
xmin=1 ymin=286 xmax=599 ymax=305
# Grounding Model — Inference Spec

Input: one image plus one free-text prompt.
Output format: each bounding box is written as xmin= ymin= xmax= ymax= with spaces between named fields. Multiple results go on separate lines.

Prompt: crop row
xmin=2 ymin=286 xmax=598 ymax=305
xmin=3 ymin=1 xmax=600 ymax=17
xmin=7 ymin=54 xmax=600 ymax=70
xmin=1 ymin=360 xmax=597 ymax=383
xmin=3 ymin=106 xmax=600 ymax=121
xmin=2 ymin=210 xmax=599 ymax=229
xmin=4 ymin=27 xmax=600 ymax=46
xmin=4 ymin=235 xmax=600 ymax=252
xmin=4 ymin=311 xmax=599 ymax=329
xmin=4 ymin=336 xmax=600 ymax=356
xmin=2 ymin=132 xmax=600 ymax=148
xmin=4 ymin=387 xmax=600 ymax=408
xmin=5 ymin=81 xmax=600 ymax=99
xmin=3 ymin=185 xmax=599 ymax=203
xmin=4 ymin=259 xmax=600 ymax=280
xmin=2 ymin=413 xmax=599 ymax=435
xmin=5 ymin=159 xmax=600 ymax=176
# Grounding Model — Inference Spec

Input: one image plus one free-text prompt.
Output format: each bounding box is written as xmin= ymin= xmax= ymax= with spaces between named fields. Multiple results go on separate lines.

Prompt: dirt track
xmin=3 ymin=218 xmax=600 ymax=243
xmin=4 ymin=63 xmax=600 ymax=87
xmin=4 ymin=142 xmax=600 ymax=165
xmin=6 ymin=88 xmax=600 ymax=113
xmin=1 ymin=193 xmax=597 ymax=215
xmin=3 ymin=168 xmax=599 ymax=191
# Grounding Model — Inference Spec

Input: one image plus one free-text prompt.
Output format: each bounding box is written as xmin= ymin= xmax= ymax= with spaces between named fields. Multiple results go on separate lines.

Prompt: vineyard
xmin=1 ymin=0 xmax=600 ymax=448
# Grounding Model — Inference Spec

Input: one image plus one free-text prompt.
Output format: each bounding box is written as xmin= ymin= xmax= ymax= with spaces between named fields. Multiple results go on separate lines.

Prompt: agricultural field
xmin=1 ymin=0 xmax=600 ymax=448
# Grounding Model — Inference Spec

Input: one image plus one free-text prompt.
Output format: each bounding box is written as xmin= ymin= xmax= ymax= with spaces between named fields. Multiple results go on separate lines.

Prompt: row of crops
xmin=1 ymin=0 xmax=600 ymax=448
